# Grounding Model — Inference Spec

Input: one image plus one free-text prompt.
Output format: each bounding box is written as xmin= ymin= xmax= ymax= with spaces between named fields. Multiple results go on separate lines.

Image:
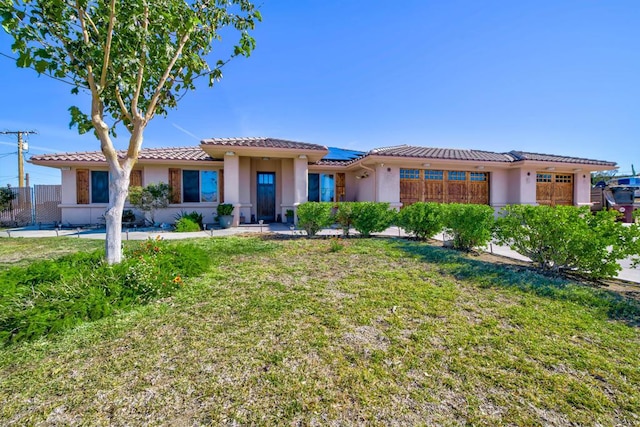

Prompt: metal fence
xmin=0 ymin=185 xmax=62 ymax=227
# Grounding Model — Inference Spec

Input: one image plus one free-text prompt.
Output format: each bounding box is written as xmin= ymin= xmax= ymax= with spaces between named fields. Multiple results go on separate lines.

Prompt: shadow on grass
xmin=393 ymin=240 xmax=640 ymax=326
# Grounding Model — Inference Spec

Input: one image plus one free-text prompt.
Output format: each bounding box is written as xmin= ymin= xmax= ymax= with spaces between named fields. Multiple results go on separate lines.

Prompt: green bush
xmin=0 ymin=238 xmax=211 ymax=346
xmin=297 ymin=202 xmax=334 ymax=237
xmin=216 ymin=203 xmax=234 ymax=216
xmin=443 ymin=203 xmax=495 ymax=251
xmin=334 ymin=202 xmax=355 ymax=236
xmin=495 ymin=205 xmax=640 ymax=279
xmin=174 ymin=210 xmax=203 ymax=230
xmin=174 ymin=217 xmax=201 ymax=232
xmin=350 ymin=202 xmax=396 ymax=237
xmin=397 ymin=202 xmax=444 ymax=240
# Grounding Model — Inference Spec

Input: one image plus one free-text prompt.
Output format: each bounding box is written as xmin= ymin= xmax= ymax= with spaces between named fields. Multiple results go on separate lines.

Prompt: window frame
xmin=90 ymin=170 xmax=109 ymax=204
xmin=181 ymin=169 xmax=219 ymax=203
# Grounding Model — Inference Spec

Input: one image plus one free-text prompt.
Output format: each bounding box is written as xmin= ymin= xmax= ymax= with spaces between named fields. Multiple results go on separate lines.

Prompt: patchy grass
xmin=0 ymin=236 xmax=639 ymax=425
xmin=0 ymin=237 xmax=103 ymax=268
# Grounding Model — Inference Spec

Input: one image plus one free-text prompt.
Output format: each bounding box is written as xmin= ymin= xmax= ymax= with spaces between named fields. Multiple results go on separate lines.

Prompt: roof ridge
xmin=369 ymin=144 xmax=408 ymax=154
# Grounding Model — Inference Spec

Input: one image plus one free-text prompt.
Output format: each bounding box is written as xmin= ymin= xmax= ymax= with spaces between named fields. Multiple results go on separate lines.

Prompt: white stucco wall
xmin=574 ymin=171 xmax=591 ymax=206
xmin=489 ymin=169 xmax=509 ymax=210
xmin=375 ymin=164 xmax=401 ymax=208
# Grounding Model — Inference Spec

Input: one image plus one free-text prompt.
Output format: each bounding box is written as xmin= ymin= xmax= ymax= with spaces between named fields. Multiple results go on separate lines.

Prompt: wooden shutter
xmin=168 ymin=168 xmax=181 ymax=204
xmin=76 ymin=169 xmax=89 ymax=204
xmin=336 ymin=173 xmax=346 ymax=202
xmin=129 ymin=169 xmax=142 ymax=188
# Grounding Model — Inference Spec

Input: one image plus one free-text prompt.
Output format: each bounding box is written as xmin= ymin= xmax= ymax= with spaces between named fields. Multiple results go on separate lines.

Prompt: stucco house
xmin=28 ymin=137 xmax=617 ymax=226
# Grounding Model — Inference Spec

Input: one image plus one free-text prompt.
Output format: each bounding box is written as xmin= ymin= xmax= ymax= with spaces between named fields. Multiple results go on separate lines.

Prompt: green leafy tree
xmin=495 ymin=205 xmax=640 ymax=279
xmin=0 ymin=187 xmax=15 ymax=212
xmin=0 ymin=0 xmax=260 ymax=263
xmin=128 ymin=183 xmax=171 ymax=225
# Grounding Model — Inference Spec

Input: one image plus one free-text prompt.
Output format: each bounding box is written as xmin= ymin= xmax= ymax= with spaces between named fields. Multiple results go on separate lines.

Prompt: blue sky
xmin=1 ymin=0 xmax=639 ymax=186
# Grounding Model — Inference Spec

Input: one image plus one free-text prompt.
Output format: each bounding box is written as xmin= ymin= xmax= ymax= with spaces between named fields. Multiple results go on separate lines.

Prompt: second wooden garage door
xmin=400 ymin=169 xmax=489 ymax=206
xmin=536 ymin=173 xmax=574 ymax=206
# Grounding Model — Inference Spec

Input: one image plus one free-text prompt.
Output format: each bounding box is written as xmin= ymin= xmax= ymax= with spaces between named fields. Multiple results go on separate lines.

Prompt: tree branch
xmin=145 ymin=30 xmax=193 ymax=121
xmin=131 ymin=3 xmax=149 ymax=119
xmin=114 ymin=85 xmax=134 ymax=127
xmin=99 ymin=0 xmax=117 ymax=91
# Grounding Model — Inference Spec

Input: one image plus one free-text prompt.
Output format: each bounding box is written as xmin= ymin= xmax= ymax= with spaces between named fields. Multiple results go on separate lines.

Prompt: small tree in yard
xmin=0 ymin=0 xmax=260 ymax=263
xmin=297 ymin=202 xmax=333 ymax=237
xmin=0 ymin=187 xmax=15 ymax=212
xmin=128 ymin=183 xmax=171 ymax=225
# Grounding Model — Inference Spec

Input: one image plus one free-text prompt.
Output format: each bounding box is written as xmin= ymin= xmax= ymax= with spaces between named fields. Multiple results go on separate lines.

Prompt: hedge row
xmin=296 ymin=201 xmax=640 ymax=280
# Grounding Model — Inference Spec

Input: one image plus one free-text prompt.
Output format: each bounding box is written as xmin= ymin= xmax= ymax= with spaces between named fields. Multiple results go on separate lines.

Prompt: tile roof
xmin=29 ymin=147 xmax=218 ymax=163
xmin=508 ymin=151 xmax=616 ymax=166
xmin=200 ymin=137 xmax=327 ymax=151
xmin=369 ymin=145 xmax=513 ymax=162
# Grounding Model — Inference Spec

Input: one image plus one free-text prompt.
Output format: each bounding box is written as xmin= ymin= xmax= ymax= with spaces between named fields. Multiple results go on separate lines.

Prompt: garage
xmin=400 ymin=169 xmax=489 ymax=206
xmin=536 ymin=172 xmax=574 ymax=206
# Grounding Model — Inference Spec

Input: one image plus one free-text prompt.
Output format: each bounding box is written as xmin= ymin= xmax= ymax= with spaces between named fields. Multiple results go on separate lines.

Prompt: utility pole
xmin=0 ymin=130 xmax=37 ymax=187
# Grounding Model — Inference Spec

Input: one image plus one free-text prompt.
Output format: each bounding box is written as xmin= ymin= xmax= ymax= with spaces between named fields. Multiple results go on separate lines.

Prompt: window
xmin=555 ymin=174 xmax=572 ymax=183
xmin=182 ymin=170 xmax=218 ymax=203
xmin=308 ymin=173 xmax=334 ymax=202
xmin=448 ymin=171 xmax=466 ymax=181
xmin=400 ymin=169 xmax=420 ymax=179
xmin=91 ymin=171 xmax=109 ymax=203
xmin=536 ymin=173 xmax=552 ymax=183
xmin=470 ymin=172 xmax=487 ymax=182
xmin=424 ymin=170 xmax=444 ymax=180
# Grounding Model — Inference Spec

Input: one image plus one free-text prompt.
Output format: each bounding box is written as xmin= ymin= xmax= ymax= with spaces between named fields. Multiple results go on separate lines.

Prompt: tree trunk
xmin=104 ymin=168 xmax=130 ymax=264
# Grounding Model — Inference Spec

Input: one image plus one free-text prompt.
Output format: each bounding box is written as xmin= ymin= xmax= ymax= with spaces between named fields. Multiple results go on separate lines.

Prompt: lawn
xmin=1 ymin=236 xmax=639 ymax=425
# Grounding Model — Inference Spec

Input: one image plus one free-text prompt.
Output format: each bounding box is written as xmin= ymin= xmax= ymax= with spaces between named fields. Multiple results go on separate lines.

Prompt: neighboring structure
xmin=28 ymin=137 xmax=617 ymax=226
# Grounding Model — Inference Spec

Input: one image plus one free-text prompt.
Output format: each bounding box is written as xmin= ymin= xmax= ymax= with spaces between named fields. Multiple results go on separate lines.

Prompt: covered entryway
xmin=256 ymin=172 xmax=276 ymax=222
xmin=536 ymin=172 xmax=574 ymax=206
xmin=400 ymin=169 xmax=489 ymax=206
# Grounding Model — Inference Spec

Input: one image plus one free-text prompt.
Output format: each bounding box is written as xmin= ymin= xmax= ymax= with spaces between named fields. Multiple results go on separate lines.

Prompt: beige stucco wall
xmin=489 ymin=169 xmax=508 ymax=211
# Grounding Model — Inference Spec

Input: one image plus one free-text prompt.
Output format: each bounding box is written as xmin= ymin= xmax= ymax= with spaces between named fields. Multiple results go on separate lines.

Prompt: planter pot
xmin=219 ymin=215 xmax=233 ymax=229
xmin=286 ymin=215 xmax=294 ymax=225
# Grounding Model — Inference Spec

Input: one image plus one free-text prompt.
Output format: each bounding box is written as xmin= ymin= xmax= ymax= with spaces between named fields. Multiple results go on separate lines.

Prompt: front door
xmin=257 ymin=172 xmax=276 ymax=222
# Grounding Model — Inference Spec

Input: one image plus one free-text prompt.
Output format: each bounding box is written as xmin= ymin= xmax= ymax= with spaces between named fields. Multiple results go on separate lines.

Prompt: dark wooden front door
xmin=257 ymin=172 xmax=276 ymax=222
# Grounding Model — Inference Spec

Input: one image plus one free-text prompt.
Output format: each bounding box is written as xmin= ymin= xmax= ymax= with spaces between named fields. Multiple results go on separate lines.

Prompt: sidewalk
xmin=2 ymin=224 xmax=638 ymax=284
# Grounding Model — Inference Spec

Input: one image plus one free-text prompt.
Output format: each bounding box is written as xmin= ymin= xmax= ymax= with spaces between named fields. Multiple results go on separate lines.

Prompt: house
xmin=28 ymin=137 xmax=617 ymax=226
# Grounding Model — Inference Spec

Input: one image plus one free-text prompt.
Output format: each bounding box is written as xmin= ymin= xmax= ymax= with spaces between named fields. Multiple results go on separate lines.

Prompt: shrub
xmin=122 ymin=209 xmax=136 ymax=223
xmin=0 ymin=238 xmax=212 ymax=346
xmin=443 ymin=203 xmax=495 ymax=251
xmin=334 ymin=202 xmax=355 ymax=237
xmin=495 ymin=204 xmax=640 ymax=279
xmin=129 ymin=183 xmax=171 ymax=224
xmin=175 ymin=210 xmax=203 ymax=229
xmin=174 ymin=217 xmax=201 ymax=232
xmin=350 ymin=202 xmax=396 ymax=237
xmin=216 ymin=203 xmax=234 ymax=216
xmin=397 ymin=202 xmax=444 ymax=240
xmin=297 ymin=202 xmax=334 ymax=237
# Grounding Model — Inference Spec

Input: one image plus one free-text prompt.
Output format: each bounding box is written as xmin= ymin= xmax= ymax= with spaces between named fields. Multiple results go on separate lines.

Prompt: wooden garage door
xmin=400 ymin=169 xmax=489 ymax=206
xmin=536 ymin=173 xmax=573 ymax=206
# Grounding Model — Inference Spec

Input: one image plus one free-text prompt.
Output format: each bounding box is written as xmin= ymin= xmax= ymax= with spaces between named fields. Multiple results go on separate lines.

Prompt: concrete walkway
xmin=2 ymin=224 xmax=638 ymax=284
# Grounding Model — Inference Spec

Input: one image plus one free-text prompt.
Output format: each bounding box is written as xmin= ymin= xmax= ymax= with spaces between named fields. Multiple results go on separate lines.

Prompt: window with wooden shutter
xmin=336 ymin=173 xmax=346 ymax=202
xmin=168 ymin=168 xmax=181 ymax=203
xmin=76 ymin=169 xmax=89 ymax=204
xmin=129 ymin=170 xmax=142 ymax=188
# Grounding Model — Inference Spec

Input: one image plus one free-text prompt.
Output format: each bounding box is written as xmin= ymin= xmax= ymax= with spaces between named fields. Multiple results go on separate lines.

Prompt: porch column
xmin=224 ymin=152 xmax=241 ymax=226
xmin=293 ymin=156 xmax=308 ymax=224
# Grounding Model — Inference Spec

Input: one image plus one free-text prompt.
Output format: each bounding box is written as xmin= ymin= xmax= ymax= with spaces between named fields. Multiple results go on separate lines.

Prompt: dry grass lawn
xmin=1 ymin=235 xmax=639 ymax=426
